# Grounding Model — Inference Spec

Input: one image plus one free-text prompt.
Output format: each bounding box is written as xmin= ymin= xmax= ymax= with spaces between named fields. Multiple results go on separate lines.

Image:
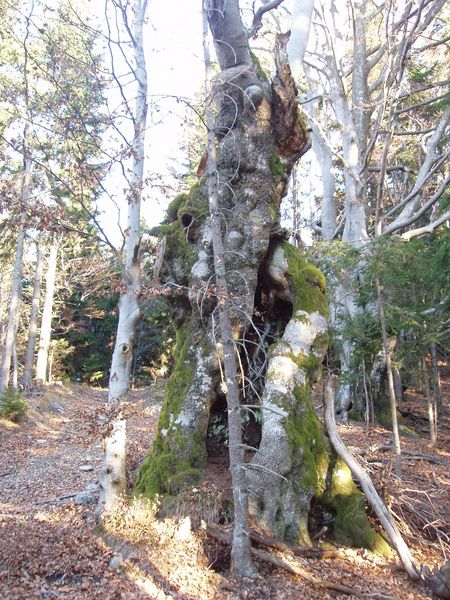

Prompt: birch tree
xmin=23 ymin=237 xmax=44 ymax=390
xmin=300 ymin=0 xmax=449 ymax=419
xmin=97 ymin=0 xmax=149 ymax=518
xmin=35 ymin=235 xmax=60 ymax=385
xmin=0 ymin=214 xmax=27 ymax=391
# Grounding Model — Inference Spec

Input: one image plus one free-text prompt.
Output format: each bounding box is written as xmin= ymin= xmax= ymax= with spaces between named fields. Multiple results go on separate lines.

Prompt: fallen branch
xmin=324 ymin=376 xmax=420 ymax=581
xmin=357 ymin=446 xmax=446 ymax=465
xmin=367 ymin=456 xmax=444 ymax=465
xmin=248 ymin=529 xmax=344 ymax=559
xmin=206 ymin=524 xmax=374 ymax=597
xmin=398 ymin=408 xmax=450 ymax=431
xmin=36 ymin=492 xmax=79 ymax=505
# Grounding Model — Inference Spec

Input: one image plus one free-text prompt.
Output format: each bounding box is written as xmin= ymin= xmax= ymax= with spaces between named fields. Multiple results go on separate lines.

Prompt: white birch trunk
xmin=23 ymin=238 xmax=44 ymax=390
xmin=312 ymin=129 xmax=336 ymax=241
xmin=36 ymin=236 xmax=59 ymax=385
xmin=316 ymin=0 xmax=370 ymax=416
xmin=0 ymin=218 xmax=28 ymax=391
xmin=0 ymin=275 xmax=6 ymax=354
xmin=0 ymin=6 xmax=34 ymax=394
xmin=287 ymin=0 xmax=315 ymax=82
xmin=383 ymin=105 xmax=450 ymax=234
xmin=97 ymin=0 xmax=148 ymax=518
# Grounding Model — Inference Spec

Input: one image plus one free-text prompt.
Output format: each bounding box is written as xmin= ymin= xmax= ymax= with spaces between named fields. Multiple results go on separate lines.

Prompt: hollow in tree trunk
xmin=136 ymin=0 xmax=387 ymax=556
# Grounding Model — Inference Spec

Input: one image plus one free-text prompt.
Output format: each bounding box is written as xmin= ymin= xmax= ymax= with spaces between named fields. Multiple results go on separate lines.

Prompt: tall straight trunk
xmin=0 ymin=219 xmax=28 ymax=391
xmin=202 ymin=1 xmax=255 ymax=577
xmin=0 ymin=7 xmax=34 ymax=394
xmin=422 ymin=357 xmax=437 ymax=446
xmin=97 ymin=0 xmax=148 ymax=518
xmin=376 ymin=279 xmax=402 ymax=477
xmin=1 ymin=121 xmax=32 ymax=392
xmin=316 ymin=136 xmax=336 ymax=241
xmin=430 ymin=342 xmax=442 ymax=411
xmin=0 ymin=273 xmax=7 ymax=354
xmin=12 ymin=324 xmax=19 ymax=389
xmin=23 ymin=239 xmax=44 ymax=390
xmin=316 ymin=0 xmax=369 ymax=418
xmin=36 ymin=236 xmax=60 ymax=385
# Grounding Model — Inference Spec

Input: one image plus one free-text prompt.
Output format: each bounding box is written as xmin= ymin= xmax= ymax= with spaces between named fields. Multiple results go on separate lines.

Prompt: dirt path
xmin=1 ymin=381 xmax=449 ymax=599
xmin=0 ymin=384 xmax=162 ymax=599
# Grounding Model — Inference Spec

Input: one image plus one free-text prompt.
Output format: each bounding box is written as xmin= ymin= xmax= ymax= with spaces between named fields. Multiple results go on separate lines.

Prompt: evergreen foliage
xmin=308 ymin=228 xmax=449 ymax=412
xmin=0 ymin=388 xmax=28 ymax=420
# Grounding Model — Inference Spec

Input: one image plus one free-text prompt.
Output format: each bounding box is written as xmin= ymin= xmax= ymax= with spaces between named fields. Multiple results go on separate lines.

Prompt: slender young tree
xmin=375 ymin=278 xmax=402 ymax=477
xmin=97 ymin=0 xmax=149 ymax=517
xmin=202 ymin=0 xmax=255 ymax=576
xmin=36 ymin=235 xmax=60 ymax=385
xmin=23 ymin=237 xmax=44 ymax=390
xmin=0 ymin=134 xmax=31 ymax=392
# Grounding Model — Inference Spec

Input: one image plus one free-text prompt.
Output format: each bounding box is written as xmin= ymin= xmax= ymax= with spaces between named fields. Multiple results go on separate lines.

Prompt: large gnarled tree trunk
xmin=136 ymin=0 xmax=386 ymax=555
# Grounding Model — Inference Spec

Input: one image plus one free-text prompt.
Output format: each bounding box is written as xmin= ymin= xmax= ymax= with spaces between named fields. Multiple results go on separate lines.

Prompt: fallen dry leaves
xmin=0 ymin=372 xmax=448 ymax=599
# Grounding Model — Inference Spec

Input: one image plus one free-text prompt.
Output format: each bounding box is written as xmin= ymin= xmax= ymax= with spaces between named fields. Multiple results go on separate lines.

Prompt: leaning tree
xmin=136 ymin=0 xmax=391 ymax=560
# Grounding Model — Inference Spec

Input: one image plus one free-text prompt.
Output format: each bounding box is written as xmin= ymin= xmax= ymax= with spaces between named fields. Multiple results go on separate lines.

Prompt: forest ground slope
xmin=0 ymin=378 xmax=448 ymax=599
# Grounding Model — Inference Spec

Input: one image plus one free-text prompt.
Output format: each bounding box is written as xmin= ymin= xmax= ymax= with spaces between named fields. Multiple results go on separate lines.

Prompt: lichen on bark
xmin=135 ymin=12 xmax=385 ymax=554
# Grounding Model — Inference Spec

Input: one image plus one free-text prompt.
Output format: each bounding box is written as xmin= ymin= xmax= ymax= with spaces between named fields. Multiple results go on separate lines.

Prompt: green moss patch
xmin=269 ymin=149 xmax=285 ymax=180
xmin=165 ymin=183 xmax=208 ymax=224
xmin=166 ymin=193 xmax=188 ymax=223
xmin=325 ymin=457 xmax=392 ymax=556
xmin=134 ymin=322 xmax=206 ymax=498
xmin=250 ymin=50 xmax=269 ymax=82
xmin=282 ymin=241 xmax=328 ymax=317
xmin=285 ymin=384 xmax=330 ymax=498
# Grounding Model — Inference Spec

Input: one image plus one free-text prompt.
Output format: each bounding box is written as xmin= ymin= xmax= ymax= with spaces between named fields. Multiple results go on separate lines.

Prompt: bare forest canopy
xmin=0 ymin=0 xmax=449 ymax=597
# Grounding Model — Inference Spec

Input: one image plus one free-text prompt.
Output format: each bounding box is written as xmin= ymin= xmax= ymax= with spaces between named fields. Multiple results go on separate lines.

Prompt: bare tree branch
xmin=400 ymin=210 xmax=450 ymax=241
xmin=249 ymin=0 xmax=286 ymax=38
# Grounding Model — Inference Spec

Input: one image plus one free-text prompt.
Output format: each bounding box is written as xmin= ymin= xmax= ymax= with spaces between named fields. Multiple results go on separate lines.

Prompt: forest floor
xmin=0 ymin=372 xmax=449 ymax=599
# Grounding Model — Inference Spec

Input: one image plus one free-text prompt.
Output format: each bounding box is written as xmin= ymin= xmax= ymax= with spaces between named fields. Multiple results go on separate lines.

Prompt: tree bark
xmin=97 ymin=0 xmax=148 ymax=518
xmin=430 ymin=342 xmax=442 ymax=411
xmin=422 ymin=357 xmax=437 ymax=446
xmin=23 ymin=238 xmax=44 ymax=391
xmin=36 ymin=236 xmax=60 ymax=385
xmin=136 ymin=0 xmax=386 ymax=557
xmin=0 ymin=215 xmax=26 ymax=392
xmin=202 ymin=1 xmax=255 ymax=577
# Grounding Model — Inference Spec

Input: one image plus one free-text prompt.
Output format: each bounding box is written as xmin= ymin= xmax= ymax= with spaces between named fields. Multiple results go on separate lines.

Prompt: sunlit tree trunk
xmin=422 ymin=356 xmax=437 ymax=446
xmin=0 ymin=218 xmax=27 ymax=390
xmin=23 ymin=238 xmax=44 ymax=390
xmin=430 ymin=342 xmax=442 ymax=412
xmin=0 ymin=274 xmax=6 ymax=355
xmin=12 ymin=322 xmax=19 ymax=389
xmin=36 ymin=235 xmax=60 ymax=385
xmin=97 ymin=0 xmax=148 ymax=518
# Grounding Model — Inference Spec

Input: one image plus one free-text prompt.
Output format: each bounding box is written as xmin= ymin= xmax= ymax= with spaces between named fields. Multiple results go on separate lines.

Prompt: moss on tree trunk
xmin=135 ymin=25 xmax=387 ymax=555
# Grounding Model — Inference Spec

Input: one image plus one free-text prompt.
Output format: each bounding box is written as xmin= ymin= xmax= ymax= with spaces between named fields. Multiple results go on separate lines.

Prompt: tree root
xmin=206 ymin=524 xmax=381 ymax=597
xmin=324 ymin=376 xmax=420 ymax=580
